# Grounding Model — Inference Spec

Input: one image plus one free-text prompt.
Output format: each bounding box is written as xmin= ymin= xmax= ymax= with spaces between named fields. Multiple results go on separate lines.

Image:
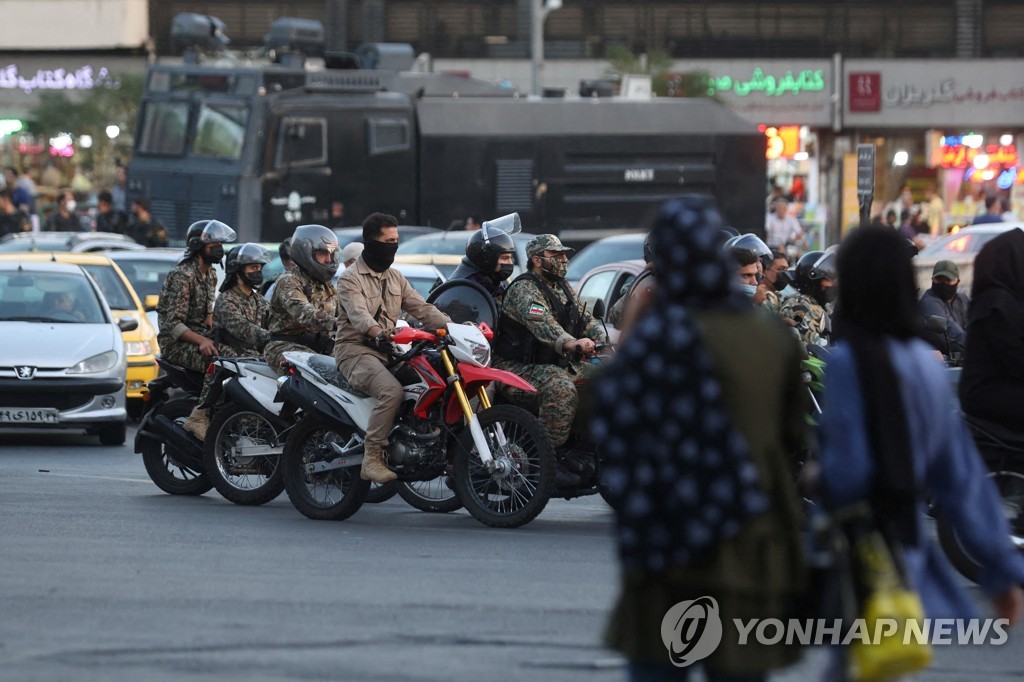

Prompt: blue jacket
xmin=820 ymin=338 xmax=1024 ymax=618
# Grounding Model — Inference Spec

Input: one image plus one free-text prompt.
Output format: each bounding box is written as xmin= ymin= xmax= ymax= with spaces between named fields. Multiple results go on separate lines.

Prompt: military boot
xmin=361 ymin=444 xmax=397 ymax=484
xmin=181 ymin=406 xmax=209 ymax=441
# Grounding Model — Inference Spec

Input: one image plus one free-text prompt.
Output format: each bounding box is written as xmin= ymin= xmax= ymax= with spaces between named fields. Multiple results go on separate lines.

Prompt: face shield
xmin=480 ymin=213 xmax=522 ymax=241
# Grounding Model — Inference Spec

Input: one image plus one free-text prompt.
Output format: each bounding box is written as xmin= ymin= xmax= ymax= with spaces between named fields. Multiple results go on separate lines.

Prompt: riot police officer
xmin=779 ymin=248 xmax=836 ymax=347
xmin=213 ymin=243 xmax=272 ymax=357
xmin=157 ymin=219 xmax=237 ymax=438
xmin=264 ymin=225 xmax=341 ymax=373
xmin=449 ymin=213 xmax=520 ymax=301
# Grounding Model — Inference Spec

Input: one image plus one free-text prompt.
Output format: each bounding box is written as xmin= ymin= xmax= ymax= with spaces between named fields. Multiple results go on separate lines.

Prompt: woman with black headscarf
xmin=592 ymin=196 xmax=808 ymax=681
xmin=959 ymin=227 xmax=1024 ymax=431
xmin=819 ymin=227 xmax=1023 ymax=671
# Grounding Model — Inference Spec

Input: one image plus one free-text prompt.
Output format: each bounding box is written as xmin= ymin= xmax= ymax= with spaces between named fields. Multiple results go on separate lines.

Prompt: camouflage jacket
xmin=761 ymin=289 xmax=783 ymax=316
xmin=267 ymin=269 xmax=339 ymax=337
xmin=213 ymin=286 xmax=271 ymax=356
xmin=779 ymin=292 xmax=831 ymax=346
xmin=157 ymin=256 xmax=217 ymax=349
xmin=495 ymin=272 xmax=606 ymax=372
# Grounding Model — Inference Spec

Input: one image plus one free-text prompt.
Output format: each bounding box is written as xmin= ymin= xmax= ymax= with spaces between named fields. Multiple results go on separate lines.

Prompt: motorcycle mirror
xmin=925 ymin=315 xmax=948 ymax=333
xmin=592 ymin=298 xmax=606 ymax=321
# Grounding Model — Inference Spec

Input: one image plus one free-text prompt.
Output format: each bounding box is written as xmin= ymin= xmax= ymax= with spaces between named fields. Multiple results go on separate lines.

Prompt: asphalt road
xmin=1 ymin=426 xmax=1022 ymax=681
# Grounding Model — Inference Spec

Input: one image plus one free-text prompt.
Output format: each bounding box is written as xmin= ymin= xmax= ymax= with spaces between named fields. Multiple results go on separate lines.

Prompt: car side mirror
xmin=144 ymin=294 xmax=159 ymax=311
xmin=592 ymin=299 xmax=606 ymax=321
xmin=925 ymin=315 xmax=948 ymax=333
xmin=118 ymin=316 xmax=139 ymax=332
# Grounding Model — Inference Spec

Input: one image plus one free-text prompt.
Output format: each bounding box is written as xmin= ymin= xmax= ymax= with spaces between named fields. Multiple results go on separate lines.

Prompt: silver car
xmin=0 ymin=261 xmax=137 ymax=444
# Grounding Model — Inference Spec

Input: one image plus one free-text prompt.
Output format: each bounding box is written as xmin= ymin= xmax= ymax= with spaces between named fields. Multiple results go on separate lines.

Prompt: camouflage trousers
xmin=492 ymin=360 xmax=589 ymax=448
xmin=264 ymin=340 xmax=316 ymax=377
xmin=161 ymin=340 xmax=213 ymax=404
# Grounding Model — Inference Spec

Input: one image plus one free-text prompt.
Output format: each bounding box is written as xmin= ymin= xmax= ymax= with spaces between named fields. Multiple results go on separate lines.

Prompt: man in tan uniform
xmin=334 ymin=213 xmax=451 ymax=484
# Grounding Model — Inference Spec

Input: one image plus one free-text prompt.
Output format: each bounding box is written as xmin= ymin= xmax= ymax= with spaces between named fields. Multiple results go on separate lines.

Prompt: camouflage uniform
xmin=156 ymin=256 xmax=217 ymax=373
xmin=779 ymin=292 xmax=831 ymax=347
xmin=761 ymin=289 xmax=783 ymax=316
xmin=493 ymin=266 xmax=606 ymax=448
xmin=212 ymin=286 xmax=271 ymax=357
xmin=264 ymin=269 xmax=339 ymax=374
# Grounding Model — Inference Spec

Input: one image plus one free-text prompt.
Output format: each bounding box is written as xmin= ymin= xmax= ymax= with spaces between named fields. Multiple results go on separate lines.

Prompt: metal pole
xmin=530 ymin=0 xmax=543 ymax=96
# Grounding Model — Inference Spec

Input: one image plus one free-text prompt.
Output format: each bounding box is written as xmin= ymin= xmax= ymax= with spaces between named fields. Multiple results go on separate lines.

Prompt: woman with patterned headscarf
xmin=592 ymin=195 xmax=808 ymax=681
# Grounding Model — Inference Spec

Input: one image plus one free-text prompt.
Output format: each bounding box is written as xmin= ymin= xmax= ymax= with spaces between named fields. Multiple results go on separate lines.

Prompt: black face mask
xmin=773 ymin=270 xmax=793 ymax=292
xmin=932 ymin=281 xmax=958 ymax=301
xmin=814 ymin=285 xmax=837 ymax=307
xmin=241 ymin=271 xmax=264 ymax=289
xmin=362 ymin=240 xmax=398 ymax=272
xmin=495 ymin=263 xmax=515 ymax=282
xmin=203 ymin=245 xmax=225 ymax=265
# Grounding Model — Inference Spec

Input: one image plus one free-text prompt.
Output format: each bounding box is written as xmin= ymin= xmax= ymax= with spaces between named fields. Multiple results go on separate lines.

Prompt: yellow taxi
xmin=0 ymin=252 xmax=160 ymax=409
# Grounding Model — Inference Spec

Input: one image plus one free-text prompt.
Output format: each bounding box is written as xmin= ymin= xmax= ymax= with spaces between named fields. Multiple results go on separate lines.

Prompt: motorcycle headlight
xmin=468 ymin=340 xmax=490 ymax=367
xmin=67 ymin=350 xmax=120 ymax=374
xmin=125 ymin=341 xmax=153 ymax=357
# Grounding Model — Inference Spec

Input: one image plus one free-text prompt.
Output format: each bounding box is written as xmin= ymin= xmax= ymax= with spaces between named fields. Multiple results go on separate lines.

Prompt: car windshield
xmin=406 ymin=274 xmax=443 ymax=298
xmin=0 ymin=271 xmax=105 ymax=323
xmin=111 ymin=258 xmax=176 ymax=299
xmin=566 ymin=238 xmax=645 ymax=281
xmin=79 ymin=264 xmax=137 ymax=311
xmin=397 ymin=235 xmax=470 ymax=256
xmin=919 ymin=231 xmax=1004 ymax=257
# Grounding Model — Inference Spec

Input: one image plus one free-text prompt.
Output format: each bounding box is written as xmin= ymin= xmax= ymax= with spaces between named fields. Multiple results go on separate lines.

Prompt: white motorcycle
xmin=278 ymin=323 xmax=556 ymax=528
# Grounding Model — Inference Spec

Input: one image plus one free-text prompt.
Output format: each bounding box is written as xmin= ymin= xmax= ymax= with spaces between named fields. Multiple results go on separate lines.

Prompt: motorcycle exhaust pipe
xmin=151 ymin=414 xmax=205 ymax=469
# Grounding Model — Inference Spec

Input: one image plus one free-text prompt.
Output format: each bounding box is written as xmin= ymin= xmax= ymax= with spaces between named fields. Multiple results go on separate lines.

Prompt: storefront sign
xmin=0 ymin=64 xmax=119 ymax=94
xmin=675 ymin=59 xmax=834 ymax=126
xmin=938 ymin=144 xmax=1017 ymax=169
xmin=845 ymin=60 xmax=1024 ymax=127
xmin=848 ymin=73 xmax=881 ymax=112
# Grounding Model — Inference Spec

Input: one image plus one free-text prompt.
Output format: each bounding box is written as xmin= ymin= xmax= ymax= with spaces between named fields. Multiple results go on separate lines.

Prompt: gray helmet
xmin=225 ymin=242 xmax=271 ymax=277
xmin=725 ymin=233 xmax=772 ymax=270
xmin=185 ymin=219 xmax=236 ymax=255
xmin=290 ymin=224 xmax=339 ymax=283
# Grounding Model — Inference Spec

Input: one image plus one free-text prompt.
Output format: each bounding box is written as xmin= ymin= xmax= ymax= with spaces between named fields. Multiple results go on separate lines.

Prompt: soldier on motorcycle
xmin=158 ymin=219 xmax=237 ymax=439
xmin=264 ymin=225 xmax=341 ymax=374
xmin=779 ymin=248 xmax=836 ymax=347
xmin=213 ymin=243 xmax=272 ymax=357
xmin=334 ymin=212 xmax=451 ymax=485
xmin=492 ymin=234 xmax=607 ymax=488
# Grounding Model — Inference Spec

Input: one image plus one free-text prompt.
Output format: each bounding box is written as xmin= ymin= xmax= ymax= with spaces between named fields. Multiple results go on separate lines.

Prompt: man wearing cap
xmin=492 ymin=234 xmax=607 ymax=488
xmin=920 ymin=259 xmax=969 ymax=357
xmin=341 ymin=241 xmax=364 ymax=269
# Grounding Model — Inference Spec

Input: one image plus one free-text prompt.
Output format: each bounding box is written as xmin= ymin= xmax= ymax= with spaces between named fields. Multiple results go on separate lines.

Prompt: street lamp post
xmin=530 ymin=0 xmax=563 ymax=96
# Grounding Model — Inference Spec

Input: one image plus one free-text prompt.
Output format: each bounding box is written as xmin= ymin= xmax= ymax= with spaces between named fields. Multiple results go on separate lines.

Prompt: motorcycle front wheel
xmin=365 ymin=481 xmax=399 ymax=504
xmin=452 ymin=405 xmax=555 ymax=528
xmin=282 ymin=415 xmax=369 ymax=521
xmin=937 ymin=463 xmax=1024 ymax=583
xmin=141 ymin=398 xmax=213 ymax=496
xmin=203 ymin=404 xmax=285 ymax=506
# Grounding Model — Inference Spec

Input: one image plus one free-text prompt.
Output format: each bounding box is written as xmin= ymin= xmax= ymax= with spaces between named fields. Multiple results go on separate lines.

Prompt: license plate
xmin=0 ymin=408 xmax=60 ymax=424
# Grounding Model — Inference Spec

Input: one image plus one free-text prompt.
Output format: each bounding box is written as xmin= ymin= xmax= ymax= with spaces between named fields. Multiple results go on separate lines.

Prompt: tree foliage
xmin=602 ymin=45 xmax=713 ymax=99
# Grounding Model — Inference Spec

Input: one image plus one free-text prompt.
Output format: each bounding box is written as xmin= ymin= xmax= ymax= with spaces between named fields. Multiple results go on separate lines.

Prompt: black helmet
xmin=642 ymin=232 xmax=653 ymax=264
xmin=809 ymin=246 xmax=838 ymax=282
xmin=793 ymin=250 xmax=824 ymax=295
xmin=466 ymin=213 xmax=520 ymax=273
xmin=725 ymin=233 xmax=772 ymax=270
xmin=290 ymin=224 xmax=339 ymax=283
xmin=279 ymin=237 xmax=293 ymax=264
xmin=185 ymin=219 xmax=236 ymax=255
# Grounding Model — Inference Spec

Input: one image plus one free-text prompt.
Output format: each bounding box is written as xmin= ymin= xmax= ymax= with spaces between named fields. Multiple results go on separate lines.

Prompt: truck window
xmin=368 ymin=118 xmax=410 ymax=155
xmin=192 ymin=102 xmax=249 ymax=160
xmin=276 ymin=117 xmax=327 ymax=169
xmin=137 ymin=101 xmax=189 ymax=156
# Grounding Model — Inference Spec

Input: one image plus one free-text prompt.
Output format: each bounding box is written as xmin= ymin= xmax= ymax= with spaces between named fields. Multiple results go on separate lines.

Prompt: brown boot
xmin=182 ymin=406 xmax=209 ymax=441
xmin=360 ymin=444 xmax=397 ymax=484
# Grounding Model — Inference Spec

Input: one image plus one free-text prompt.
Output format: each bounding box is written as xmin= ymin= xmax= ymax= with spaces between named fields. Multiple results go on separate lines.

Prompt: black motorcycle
xmin=134 ymin=356 xmax=211 ymax=496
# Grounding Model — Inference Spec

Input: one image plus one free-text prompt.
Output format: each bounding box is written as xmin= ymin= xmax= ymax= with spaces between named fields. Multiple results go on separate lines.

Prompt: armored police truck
xmin=127 ymin=15 xmax=765 ymax=245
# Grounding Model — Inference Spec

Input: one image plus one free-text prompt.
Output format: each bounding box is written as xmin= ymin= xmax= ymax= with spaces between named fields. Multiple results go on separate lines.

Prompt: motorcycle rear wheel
xmin=204 ymin=404 xmax=285 ymax=506
xmin=141 ymin=398 xmax=213 ymax=496
xmin=282 ymin=415 xmax=369 ymax=521
xmin=452 ymin=405 xmax=555 ymax=528
xmin=937 ymin=463 xmax=1024 ymax=583
xmin=398 ymin=477 xmax=462 ymax=513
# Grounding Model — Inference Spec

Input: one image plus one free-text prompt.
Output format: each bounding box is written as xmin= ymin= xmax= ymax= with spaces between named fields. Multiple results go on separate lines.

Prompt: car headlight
xmin=67 ymin=350 xmax=120 ymax=374
xmin=125 ymin=341 xmax=153 ymax=357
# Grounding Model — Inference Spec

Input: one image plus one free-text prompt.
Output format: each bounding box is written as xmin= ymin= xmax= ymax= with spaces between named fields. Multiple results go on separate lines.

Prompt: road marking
xmin=36 ymin=471 xmax=151 ymax=484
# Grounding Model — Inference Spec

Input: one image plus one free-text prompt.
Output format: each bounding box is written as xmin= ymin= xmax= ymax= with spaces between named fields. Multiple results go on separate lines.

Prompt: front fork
xmin=440 ymin=349 xmax=505 ymax=467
